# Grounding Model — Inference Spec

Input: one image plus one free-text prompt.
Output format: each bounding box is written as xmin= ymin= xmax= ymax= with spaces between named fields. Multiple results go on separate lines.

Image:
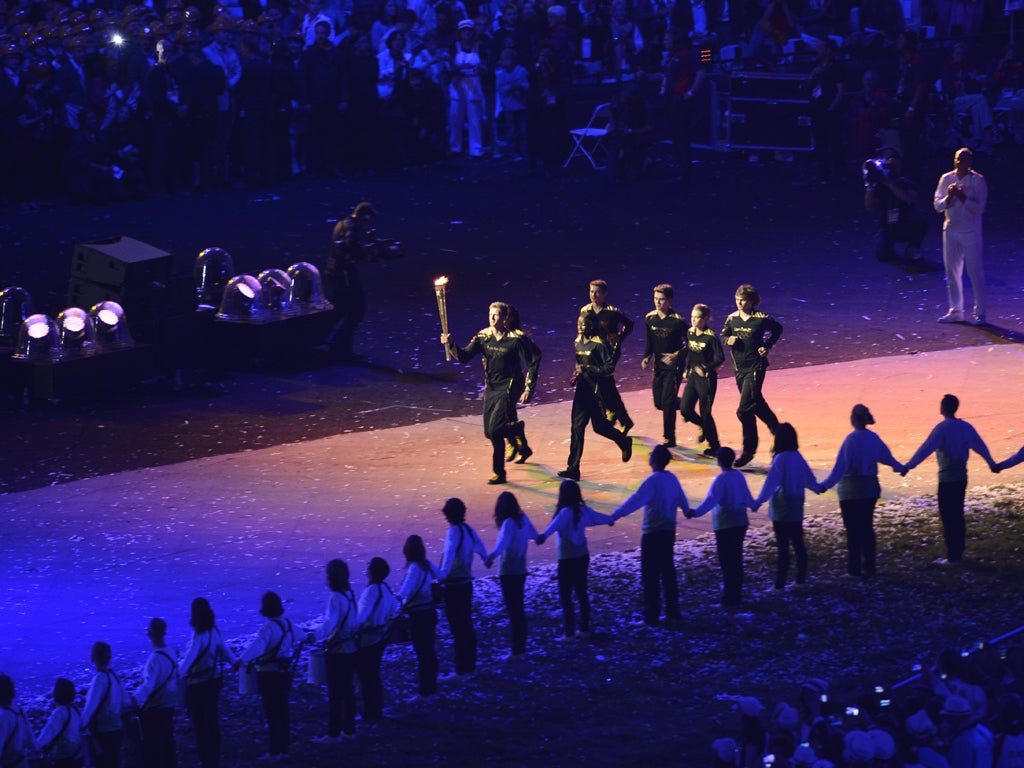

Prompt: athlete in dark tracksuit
xmin=443 ymin=302 xmax=542 ymax=485
xmin=560 ymin=313 xmax=633 ymax=480
xmin=643 ymin=284 xmax=687 ymax=447
xmin=680 ymin=303 xmax=725 ymax=456
xmin=721 ymin=285 xmax=782 ymax=466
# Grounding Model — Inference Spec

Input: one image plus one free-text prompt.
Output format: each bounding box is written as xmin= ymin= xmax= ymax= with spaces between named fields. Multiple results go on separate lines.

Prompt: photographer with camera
xmin=863 ymin=147 xmax=927 ymax=263
xmin=323 ymin=201 xmax=403 ymax=364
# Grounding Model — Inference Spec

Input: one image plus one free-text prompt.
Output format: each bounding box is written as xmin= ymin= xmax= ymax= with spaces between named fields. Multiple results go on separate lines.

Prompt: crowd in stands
xmin=711 ymin=641 xmax=1024 ymax=767
xmin=1 ymin=0 xmax=1023 ymax=208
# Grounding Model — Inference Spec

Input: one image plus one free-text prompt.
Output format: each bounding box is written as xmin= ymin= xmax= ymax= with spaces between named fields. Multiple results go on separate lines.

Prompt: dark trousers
xmin=256 ymin=670 xmax=291 ymax=756
xmin=567 ymin=381 xmax=627 ymax=472
xmin=938 ymin=480 xmax=968 ymax=561
xmin=714 ymin=525 xmax=747 ymax=606
xmin=652 ymin=366 xmax=682 ymax=443
xmin=185 ymin=679 xmax=222 ymax=768
xmin=641 ymin=530 xmax=680 ymax=622
xmin=840 ymin=498 xmax=878 ymax=576
xmin=356 ymin=641 xmax=386 ymax=720
xmin=324 ymin=652 xmax=357 ymax=736
xmin=90 ymin=728 xmax=123 ymax=768
xmin=734 ymin=366 xmax=779 ymax=455
xmin=500 ymin=574 xmax=529 ymax=654
xmin=408 ymin=609 xmax=438 ymax=696
xmin=680 ymin=373 xmax=720 ymax=449
xmin=140 ymin=707 xmax=176 ymax=768
xmin=325 ymin=264 xmax=365 ymax=360
xmin=557 ymin=555 xmax=591 ymax=636
xmin=772 ymin=520 xmax=807 ymax=588
xmin=875 ymin=219 xmax=927 ymax=261
xmin=444 ymin=581 xmax=477 ymax=674
xmin=597 ymin=375 xmax=630 ymax=426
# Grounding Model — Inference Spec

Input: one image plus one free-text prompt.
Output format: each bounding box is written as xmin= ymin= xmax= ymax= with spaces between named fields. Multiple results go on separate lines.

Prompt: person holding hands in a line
xmin=901 ymin=394 xmax=999 ymax=565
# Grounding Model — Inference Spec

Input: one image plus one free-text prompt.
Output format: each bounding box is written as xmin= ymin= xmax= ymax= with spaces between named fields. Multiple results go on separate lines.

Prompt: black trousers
xmin=641 ymin=530 xmax=680 ymax=622
xmin=772 ymin=520 xmax=807 ymax=588
xmin=140 ymin=706 xmax=177 ymax=768
xmin=356 ymin=641 xmax=386 ymax=721
xmin=185 ymin=679 xmax=222 ymax=768
xmin=840 ymin=497 xmax=878 ymax=576
xmin=938 ymin=480 xmax=968 ymax=561
xmin=714 ymin=525 xmax=747 ymax=606
xmin=444 ymin=580 xmax=477 ymax=674
xmin=734 ymin=366 xmax=779 ymax=455
xmin=500 ymin=574 xmax=528 ymax=654
xmin=256 ymin=670 xmax=291 ymax=756
xmin=567 ymin=380 xmax=627 ymax=472
xmin=680 ymin=373 xmax=720 ymax=449
xmin=324 ymin=651 xmax=357 ymax=736
xmin=408 ymin=608 xmax=438 ymax=695
xmin=557 ymin=555 xmax=591 ymax=636
xmin=89 ymin=728 xmax=123 ymax=768
xmin=652 ymin=366 xmax=682 ymax=443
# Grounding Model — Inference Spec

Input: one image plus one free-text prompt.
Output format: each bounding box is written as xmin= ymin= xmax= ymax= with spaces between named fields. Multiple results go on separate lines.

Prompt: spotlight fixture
xmin=0 ymin=286 xmax=34 ymax=348
xmin=286 ymin=262 xmax=329 ymax=309
xmin=257 ymin=269 xmax=292 ymax=312
xmin=13 ymin=314 xmax=60 ymax=360
xmin=56 ymin=307 xmax=96 ymax=354
xmin=89 ymin=301 xmax=134 ymax=349
xmin=216 ymin=275 xmax=263 ymax=320
xmin=193 ymin=247 xmax=235 ymax=310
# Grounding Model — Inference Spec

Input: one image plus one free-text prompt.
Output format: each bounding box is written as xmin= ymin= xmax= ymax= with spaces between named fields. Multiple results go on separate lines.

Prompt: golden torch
xmin=434 ymin=276 xmax=451 ymax=361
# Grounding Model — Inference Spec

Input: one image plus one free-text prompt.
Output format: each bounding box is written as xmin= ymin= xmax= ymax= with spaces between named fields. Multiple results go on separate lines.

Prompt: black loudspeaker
xmin=68 ymin=236 xmax=173 ymax=343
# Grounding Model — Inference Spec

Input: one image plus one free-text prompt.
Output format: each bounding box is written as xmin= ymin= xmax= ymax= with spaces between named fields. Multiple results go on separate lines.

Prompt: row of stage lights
xmin=0 ymin=287 xmax=133 ymax=361
xmin=196 ymin=248 xmax=331 ymax=317
xmin=0 ymin=249 xmax=332 ymax=361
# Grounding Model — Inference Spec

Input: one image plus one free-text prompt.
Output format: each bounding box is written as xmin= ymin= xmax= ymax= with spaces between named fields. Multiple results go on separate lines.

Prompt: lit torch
xmin=434 ymin=276 xmax=451 ymax=361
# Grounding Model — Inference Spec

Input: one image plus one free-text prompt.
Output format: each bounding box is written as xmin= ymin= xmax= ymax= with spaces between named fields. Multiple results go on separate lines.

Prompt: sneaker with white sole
xmin=937 ymin=311 xmax=964 ymax=324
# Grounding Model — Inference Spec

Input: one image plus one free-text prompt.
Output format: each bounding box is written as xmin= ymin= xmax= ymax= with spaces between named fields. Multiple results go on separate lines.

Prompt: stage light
xmin=13 ymin=314 xmax=60 ymax=359
xmin=89 ymin=301 xmax=134 ymax=349
xmin=0 ymin=286 xmax=34 ymax=347
xmin=216 ymin=275 xmax=263 ymax=320
xmin=194 ymin=247 xmax=235 ymax=310
xmin=286 ymin=262 xmax=329 ymax=309
xmin=56 ymin=307 xmax=96 ymax=354
xmin=257 ymin=269 xmax=292 ymax=312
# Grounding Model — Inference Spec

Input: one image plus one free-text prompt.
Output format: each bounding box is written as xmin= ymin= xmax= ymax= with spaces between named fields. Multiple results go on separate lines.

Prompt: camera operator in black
xmin=323 ymin=201 xmax=377 ymax=363
xmin=580 ymin=279 xmax=635 ymax=434
xmin=864 ymin=148 xmax=927 ymax=263
xmin=643 ymin=283 xmax=687 ymax=447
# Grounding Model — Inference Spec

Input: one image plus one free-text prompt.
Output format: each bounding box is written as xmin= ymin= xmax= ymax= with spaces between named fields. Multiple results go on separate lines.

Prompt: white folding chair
xmin=563 ymin=102 xmax=611 ymax=170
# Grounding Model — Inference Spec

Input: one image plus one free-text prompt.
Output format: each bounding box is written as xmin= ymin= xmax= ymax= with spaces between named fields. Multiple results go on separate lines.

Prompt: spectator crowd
xmin=1 ymin=0 xmax=1023 ymax=208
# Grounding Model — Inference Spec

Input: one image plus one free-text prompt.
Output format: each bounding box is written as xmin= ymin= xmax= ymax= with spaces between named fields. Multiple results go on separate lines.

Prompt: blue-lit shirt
xmin=903 ymin=417 xmax=994 ymax=483
xmin=693 ymin=469 xmax=755 ymax=530
xmin=489 ymin=515 xmax=539 ymax=576
xmin=820 ymin=428 xmax=902 ymax=501
xmin=754 ymin=450 xmax=819 ymax=522
xmin=612 ymin=470 xmax=688 ymax=533
xmin=541 ymin=504 xmax=614 ymax=560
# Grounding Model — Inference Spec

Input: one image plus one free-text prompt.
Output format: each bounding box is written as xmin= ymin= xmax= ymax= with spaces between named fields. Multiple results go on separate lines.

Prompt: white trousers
xmin=943 ymin=227 xmax=986 ymax=316
xmin=449 ymin=78 xmax=484 ymax=157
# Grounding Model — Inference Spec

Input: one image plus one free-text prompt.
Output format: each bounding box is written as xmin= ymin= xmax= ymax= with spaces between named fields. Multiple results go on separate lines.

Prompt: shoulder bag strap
xmin=187 ymin=634 xmax=213 ymax=676
xmin=327 ymin=591 xmax=356 ymax=648
xmin=143 ymin=650 xmax=177 ymax=708
xmin=256 ymin=619 xmax=289 ymax=665
xmin=40 ymin=705 xmax=73 ymax=754
xmin=86 ymin=671 xmax=113 ymax=731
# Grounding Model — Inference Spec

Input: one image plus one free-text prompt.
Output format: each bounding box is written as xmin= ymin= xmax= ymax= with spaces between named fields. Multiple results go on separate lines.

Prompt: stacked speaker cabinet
xmin=68 ymin=236 xmax=173 ymax=343
xmin=726 ymin=72 xmax=814 ymax=151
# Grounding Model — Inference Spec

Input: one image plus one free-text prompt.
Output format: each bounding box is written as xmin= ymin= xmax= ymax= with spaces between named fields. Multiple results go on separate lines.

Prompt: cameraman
xmin=323 ymin=201 xmax=377 ymax=364
xmin=864 ymin=148 xmax=927 ymax=263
